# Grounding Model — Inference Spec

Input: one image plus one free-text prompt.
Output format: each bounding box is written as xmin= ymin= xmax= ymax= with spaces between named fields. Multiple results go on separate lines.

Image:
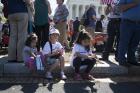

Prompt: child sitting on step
xmin=71 ymin=31 xmax=96 ymax=80
xmin=23 ymin=34 xmax=38 ymax=74
xmin=43 ymin=28 xmax=67 ymax=80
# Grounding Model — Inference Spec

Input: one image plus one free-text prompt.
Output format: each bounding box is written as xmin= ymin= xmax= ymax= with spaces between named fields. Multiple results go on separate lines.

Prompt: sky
xmin=48 ymin=0 xmax=67 ymax=15
xmin=0 ymin=0 xmax=67 ymax=15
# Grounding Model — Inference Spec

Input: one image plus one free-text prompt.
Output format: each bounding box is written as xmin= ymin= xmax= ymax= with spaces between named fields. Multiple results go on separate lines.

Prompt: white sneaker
xmin=46 ymin=72 xmax=53 ymax=79
xmin=61 ymin=72 xmax=67 ymax=80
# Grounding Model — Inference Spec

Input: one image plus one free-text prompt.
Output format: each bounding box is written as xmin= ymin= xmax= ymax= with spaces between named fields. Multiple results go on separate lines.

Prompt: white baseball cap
xmin=49 ymin=28 xmax=60 ymax=35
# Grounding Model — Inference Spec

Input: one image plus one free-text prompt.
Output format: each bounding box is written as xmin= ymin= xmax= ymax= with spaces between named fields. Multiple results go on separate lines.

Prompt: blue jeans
xmin=118 ymin=20 xmax=140 ymax=63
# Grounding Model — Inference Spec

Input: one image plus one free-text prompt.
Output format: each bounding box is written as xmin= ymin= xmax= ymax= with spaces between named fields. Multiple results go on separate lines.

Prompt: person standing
xmin=7 ymin=0 xmax=28 ymax=62
xmin=118 ymin=0 xmax=140 ymax=66
xmin=73 ymin=17 xmax=80 ymax=40
xmin=34 ymin=0 xmax=52 ymax=51
xmin=24 ymin=0 xmax=35 ymax=34
xmin=85 ymin=5 xmax=97 ymax=37
xmin=0 ymin=17 xmax=3 ymax=45
xmin=100 ymin=3 xmax=121 ymax=61
xmin=69 ymin=17 xmax=80 ymax=47
xmin=53 ymin=0 xmax=69 ymax=49
xmin=95 ymin=15 xmax=105 ymax=32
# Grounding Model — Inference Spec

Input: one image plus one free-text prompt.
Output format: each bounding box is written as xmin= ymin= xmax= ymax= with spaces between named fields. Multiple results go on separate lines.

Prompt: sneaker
xmin=74 ymin=74 xmax=83 ymax=81
xmin=60 ymin=72 xmax=67 ymax=80
xmin=83 ymin=74 xmax=95 ymax=80
xmin=46 ymin=72 xmax=53 ymax=79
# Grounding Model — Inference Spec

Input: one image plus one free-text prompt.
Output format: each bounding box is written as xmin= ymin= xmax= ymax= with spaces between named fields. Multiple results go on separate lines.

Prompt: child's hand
xmin=52 ymin=51 xmax=59 ymax=55
xmin=88 ymin=54 xmax=96 ymax=59
xmin=58 ymin=49 xmax=64 ymax=55
xmin=52 ymin=50 xmax=61 ymax=55
xmin=88 ymin=56 xmax=93 ymax=60
xmin=91 ymin=54 xmax=96 ymax=58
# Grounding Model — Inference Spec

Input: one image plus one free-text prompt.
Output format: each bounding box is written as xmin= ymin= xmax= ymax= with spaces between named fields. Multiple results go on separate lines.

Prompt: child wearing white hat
xmin=43 ymin=28 xmax=67 ymax=80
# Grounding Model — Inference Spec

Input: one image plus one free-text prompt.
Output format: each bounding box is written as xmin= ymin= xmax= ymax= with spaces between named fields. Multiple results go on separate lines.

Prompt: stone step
xmin=0 ymin=63 xmax=4 ymax=77
xmin=1 ymin=61 xmax=129 ymax=77
xmin=1 ymin=54 xmax=140 ymax=77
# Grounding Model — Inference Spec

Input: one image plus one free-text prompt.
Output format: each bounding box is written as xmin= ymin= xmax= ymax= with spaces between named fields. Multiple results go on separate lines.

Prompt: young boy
xmin=43 ymin=28 xmax=67 ymax=80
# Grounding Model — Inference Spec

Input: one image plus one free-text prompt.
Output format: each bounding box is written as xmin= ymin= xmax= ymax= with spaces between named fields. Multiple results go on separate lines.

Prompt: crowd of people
xmin=0 ymin=0 xmax=140 ymax=80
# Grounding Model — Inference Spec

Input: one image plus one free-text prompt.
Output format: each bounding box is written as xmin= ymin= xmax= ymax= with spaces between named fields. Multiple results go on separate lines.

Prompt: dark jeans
xmin=73 ymin=57 xmax=96 ymax=74
xmin=102 ymin=19 xmax=121 ymax=59
xmin=35 ymin=23 xmax=49 ymax=51
xmin=118 ymin=20 xmax=140 ymax=64
xmin=70 ymin=31 xmax=79 ymax=47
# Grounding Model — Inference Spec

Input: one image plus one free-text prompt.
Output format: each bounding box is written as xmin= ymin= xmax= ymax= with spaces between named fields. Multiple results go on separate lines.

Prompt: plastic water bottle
xmin=36 ymin=55 xmax=44 ymax=70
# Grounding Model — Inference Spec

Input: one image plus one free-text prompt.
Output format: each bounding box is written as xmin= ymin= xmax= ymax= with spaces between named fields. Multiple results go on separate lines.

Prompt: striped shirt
xmin=53 ymin=4 xmax=69 ymax=23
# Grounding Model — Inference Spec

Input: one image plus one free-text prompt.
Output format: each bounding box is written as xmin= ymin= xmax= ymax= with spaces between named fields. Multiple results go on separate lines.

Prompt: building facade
xmin=66 ymin=0 xmax=105 ymax=20
xmin=0 ymin=2 xmax=3 ymax=14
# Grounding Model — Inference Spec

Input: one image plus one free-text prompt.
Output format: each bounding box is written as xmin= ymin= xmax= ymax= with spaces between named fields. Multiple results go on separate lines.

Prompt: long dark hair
xmin=75 ymin=31 xmax=92 ymax=52
xmin=25 ymin=33 xmax=38 ymax=47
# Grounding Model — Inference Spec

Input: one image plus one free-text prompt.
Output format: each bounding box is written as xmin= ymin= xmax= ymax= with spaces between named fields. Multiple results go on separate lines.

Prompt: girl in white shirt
xmin=43 ymin=28 xmax=67 ymax=80
xmin=71 ymin=31 xmax=96 ymax=80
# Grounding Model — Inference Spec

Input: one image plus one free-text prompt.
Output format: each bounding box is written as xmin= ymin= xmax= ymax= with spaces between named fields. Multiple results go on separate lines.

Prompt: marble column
xmin=82 ymin=5 xmax=86 ymax=15
xmin=76 ymin=5 xmax=79 ymax=18
xmin=69 ymin=5 xmax=73 ymax=20
xmin=95 ymin=6 xmax=99 ymax=15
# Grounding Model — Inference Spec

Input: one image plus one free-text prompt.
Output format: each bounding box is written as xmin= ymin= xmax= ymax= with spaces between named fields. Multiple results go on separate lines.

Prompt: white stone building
xmin=0 ymin=3 xmax=3 ymax=14
xmin=66 ymin=0 xmax=105 ymax=20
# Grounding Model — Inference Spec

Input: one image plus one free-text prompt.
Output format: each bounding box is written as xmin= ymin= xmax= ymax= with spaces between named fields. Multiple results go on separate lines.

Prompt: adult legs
xmin=127 ymin=24 xmax=140 ymax=64
xmin=41 ymin=23 xmax=49 ymax=48
xmin=118 ymin=21 xmax=133 ymax=64
xmin=102 ymin=20 xmax=116 ymax=60
xmin=8 ymin=14 xmax=18 ymax=61
xmin=17 ymin=13 xmax=28 ymax=61
xmin=55 ymin=22 xmax=69 ymax=47
xmin=35 ymin=26 xmax=42 ymax=51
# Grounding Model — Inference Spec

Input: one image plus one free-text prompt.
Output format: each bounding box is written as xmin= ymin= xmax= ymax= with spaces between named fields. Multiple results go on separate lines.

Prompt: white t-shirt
xmin=70 ymin=44 xmax=92 ymax=66
xmin=43 ymin=41 xmax=63 ymax=55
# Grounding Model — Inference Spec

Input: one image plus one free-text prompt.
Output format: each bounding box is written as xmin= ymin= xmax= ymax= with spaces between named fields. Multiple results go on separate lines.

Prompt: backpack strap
xmin=49 ymin=41 xmax=53 ymax=54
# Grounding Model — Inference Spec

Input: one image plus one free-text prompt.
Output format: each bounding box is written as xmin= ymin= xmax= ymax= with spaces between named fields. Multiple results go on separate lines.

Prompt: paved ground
xmin=0 ymin=50 xmax=140 ymax=93
xmin=0 ymin=77 xmax=140 ymax=93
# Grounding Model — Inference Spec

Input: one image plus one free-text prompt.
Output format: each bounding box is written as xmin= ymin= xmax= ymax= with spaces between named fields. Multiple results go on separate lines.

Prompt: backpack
xmin=80 ymin=9 xmax=89 ymax=26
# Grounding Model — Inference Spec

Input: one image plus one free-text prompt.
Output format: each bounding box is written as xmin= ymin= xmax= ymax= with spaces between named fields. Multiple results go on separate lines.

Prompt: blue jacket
xmin=119 ymin=0 xmax=140 ymax=20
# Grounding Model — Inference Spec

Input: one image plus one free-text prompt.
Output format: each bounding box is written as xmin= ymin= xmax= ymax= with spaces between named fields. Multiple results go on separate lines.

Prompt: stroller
xmin=2 ymin=32 xmax=9 ymax=48
xmin=0 ymin=23 xmax=10 ymax=49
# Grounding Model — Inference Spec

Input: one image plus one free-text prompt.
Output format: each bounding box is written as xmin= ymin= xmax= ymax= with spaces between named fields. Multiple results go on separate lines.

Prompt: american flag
xmin=101 ymin=0 xmax=114 ymax=4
